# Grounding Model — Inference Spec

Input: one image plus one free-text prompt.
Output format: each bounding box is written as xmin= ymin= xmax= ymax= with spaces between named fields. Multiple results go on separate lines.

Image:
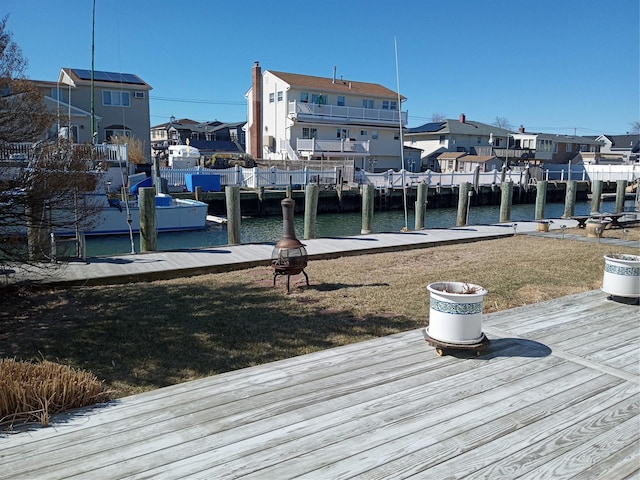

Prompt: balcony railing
xmin=296 ymin=138 xmax=370 ymax=156
xmin=288 ymin=101 xmax=407 ymax=125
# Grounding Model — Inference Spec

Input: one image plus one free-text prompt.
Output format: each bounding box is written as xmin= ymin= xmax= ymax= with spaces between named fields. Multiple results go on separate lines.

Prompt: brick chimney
xmin=459 ymin=113 xmax=466 ymax=123
xmin=519 ymin=125 xmax=525 ymax=133
xmin=249 ymin=61 xmax=263 ymax=159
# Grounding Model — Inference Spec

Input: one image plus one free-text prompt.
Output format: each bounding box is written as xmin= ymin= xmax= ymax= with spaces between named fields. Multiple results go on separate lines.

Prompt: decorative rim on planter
xmin=427 ymin=282 xmax=488 ymax=345
xmin=602 ymin=254 xmax=640 ymax=298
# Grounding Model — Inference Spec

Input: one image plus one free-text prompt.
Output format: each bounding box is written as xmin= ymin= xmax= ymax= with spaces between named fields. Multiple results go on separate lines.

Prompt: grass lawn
xmin=1 ymin=227 xmax=637 ymax=398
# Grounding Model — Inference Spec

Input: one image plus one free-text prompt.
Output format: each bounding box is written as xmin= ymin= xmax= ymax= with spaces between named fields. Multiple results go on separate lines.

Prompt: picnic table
xmin=571 ymin=213 xmax=627 ymax=229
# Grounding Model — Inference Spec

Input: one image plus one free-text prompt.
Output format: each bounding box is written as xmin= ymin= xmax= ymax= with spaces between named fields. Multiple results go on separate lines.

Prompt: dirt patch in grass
xmin=1 ymin=230 xmax=637 ymax=398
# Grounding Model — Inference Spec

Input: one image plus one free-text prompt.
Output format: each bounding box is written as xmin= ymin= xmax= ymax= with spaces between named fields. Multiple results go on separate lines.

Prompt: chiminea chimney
xmin=249 ymin=61 xmax=263 ymax=159
xmin=459 ymin=113 xmax=466 ymax=123
xmin=519 ymin=125 xmax=525 ymax=133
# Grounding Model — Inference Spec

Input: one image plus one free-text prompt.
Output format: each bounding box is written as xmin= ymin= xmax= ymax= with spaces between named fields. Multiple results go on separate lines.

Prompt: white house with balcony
xmin=245 ymin=62 xmax=407 ymax=172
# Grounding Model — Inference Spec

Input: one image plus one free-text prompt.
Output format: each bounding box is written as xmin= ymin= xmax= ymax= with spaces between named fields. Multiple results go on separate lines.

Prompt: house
xmin=150 ymin=118 xmax=246 ymax=163
xmin=593 ymin=134 xmax=640 ymax=164
xmin=34 ymin=69 xmax=152 ymax=159
xmin=404 ymin=115 xmax=513 ymax=171
xmin=245 ymin=62 xmax=407 ymax=172
xmin=510 ymin=126 xmax=600 ymax=164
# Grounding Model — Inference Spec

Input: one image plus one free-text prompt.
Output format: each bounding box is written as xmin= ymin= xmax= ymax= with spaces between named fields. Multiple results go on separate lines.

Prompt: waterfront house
xmin=150 ymin=118 xmax=246 ymax=164
xmin=593 ymin=134 xmax=640 ymax=164
xmin=510 ymin=126 xmax=600 ymax=164
xmin=245 ymin=62 xmax=408 ymax=172
xmin=33 ymin=69 xmax=152 ymax=159
xmin=405 ymin=114 xmax=512 ymax=171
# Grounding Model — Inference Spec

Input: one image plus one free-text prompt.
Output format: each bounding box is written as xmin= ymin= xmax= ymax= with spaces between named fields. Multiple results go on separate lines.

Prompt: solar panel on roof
xmin=70 ymin=68 xmax=145 ymax=85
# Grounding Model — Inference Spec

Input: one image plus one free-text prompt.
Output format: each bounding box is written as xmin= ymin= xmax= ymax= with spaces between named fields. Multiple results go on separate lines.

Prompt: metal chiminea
xmin=272 ymin=197 xmax=309 ymax=293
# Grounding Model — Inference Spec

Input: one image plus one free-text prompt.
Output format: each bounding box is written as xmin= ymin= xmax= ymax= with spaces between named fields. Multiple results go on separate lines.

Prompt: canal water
xmin=82 ymin=199 xmax=631 ymax=257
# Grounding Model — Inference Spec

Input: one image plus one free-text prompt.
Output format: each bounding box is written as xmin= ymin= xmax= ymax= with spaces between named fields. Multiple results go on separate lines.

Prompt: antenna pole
xmin=91 ymin=0 xmax=96 ymax=143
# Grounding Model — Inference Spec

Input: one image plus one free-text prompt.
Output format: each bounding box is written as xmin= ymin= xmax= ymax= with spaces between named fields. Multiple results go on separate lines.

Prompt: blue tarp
xmin=129 ymin=175 xmax=153 ymax=195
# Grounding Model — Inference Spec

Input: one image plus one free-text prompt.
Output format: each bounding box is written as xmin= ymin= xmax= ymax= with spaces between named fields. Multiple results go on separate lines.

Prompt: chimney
xmin=459 ymin=113 xmax=466 ymax=123
xmin=519 ymin=125 xmax=525 ymax=133
xmin=249 ymin=61 xmax=263 ymax=159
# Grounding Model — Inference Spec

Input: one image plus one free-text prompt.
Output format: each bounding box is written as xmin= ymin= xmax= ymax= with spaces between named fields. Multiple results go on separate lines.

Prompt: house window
xmin=566 ymin=144 xmax=572 ymax=153
xmin=362 ymin=99 xmax=374 ymax=109
xmin=102 ymin=90 xmax=130 ymax=107
xmin=269 ymin=92 xmax=275 ymax=103
xmin=337 ymin=96 xmax=345 ymax=106
xmin=277 ymin=91 xmax=283 ymax=102
xmin=302 ymin=127 xmax=317 ymax=139
xmin=382 ymin=100 xmax=397 ymax=110
xmin=50 ymin=87 xmax=61 ymax=100
xmin=300 ymin=92 xmax=309 ymax=103
xmin=439 ymin=135 xmax=446 ymax=145
xmin=337 ymin=128 xmax=349 ymax=139
xmin=360 ymin=130 xmax=368 ymax=136
xmin=371 ymin=130 xmax=379 ymax=140
xmin=477 ymin=137 xmax=482 ymax=144
xmin=312 ymin=94 xmax=326 ymax=105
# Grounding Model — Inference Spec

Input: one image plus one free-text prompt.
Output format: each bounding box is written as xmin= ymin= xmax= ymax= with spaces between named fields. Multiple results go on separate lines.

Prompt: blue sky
xmin=3 ymin=0 xmax=639 ymax=135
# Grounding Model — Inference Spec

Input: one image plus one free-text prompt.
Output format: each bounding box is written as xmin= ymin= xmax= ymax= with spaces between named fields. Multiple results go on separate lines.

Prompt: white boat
xmin=54 ymin=192 xmax=209 ymax=236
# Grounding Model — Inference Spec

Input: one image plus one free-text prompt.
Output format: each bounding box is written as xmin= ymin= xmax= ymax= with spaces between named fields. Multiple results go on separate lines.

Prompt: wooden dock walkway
xmin=4 ymin=219 xmax=621 ymax=287
xmin=1 ymin=290 xmax=638 ymax=479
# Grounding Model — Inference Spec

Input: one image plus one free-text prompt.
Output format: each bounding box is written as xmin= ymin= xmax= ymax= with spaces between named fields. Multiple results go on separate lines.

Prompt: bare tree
xmin=629 ymin=121 xmax=640 ymax=134
xmin=431 ymin=112 xmax=447 ymax=122
xmin=0 ymin=16 xmax=103 ymax=268
xmin=493 ymin=116 xmax=513 ymax=130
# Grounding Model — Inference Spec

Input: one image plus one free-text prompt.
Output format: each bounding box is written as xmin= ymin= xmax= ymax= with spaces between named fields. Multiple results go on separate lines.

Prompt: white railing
xmin=288 ymin=101 xmax=408 ymax=125
xmin=160 ymin=166 xmax=526 ymax=191
xmin=160 ymin=163 xmax=639 ymax=192
xmin=296 ymin=138 xmax=370 ymax=155
xmin=543 ymin=164 xmax=639 ymax=182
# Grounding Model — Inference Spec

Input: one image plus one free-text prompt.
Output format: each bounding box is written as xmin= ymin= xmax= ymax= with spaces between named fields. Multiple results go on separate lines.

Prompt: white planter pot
xmin=602 ymin=254 xmax=640 ymax=298
xmin=427 ymin=282 xmax=488 ymax=344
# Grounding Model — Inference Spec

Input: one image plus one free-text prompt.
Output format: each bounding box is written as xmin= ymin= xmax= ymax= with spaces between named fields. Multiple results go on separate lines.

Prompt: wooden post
xmin=590 ymin=180 xmax=603 ymax=214
xmin=456 ymin=182 xmax=472 ymax=227
xmin=414 ymin=182 xmax=427 ymax=230
xmin=139 ymin=187 xmax=157 ymax=252
xmin=361 ymin=184 xmax=374 ymax=234
xmin=499 ymin=181 xmax=513 ymax=223
xmin=562 ymin=180 xmax=577 ymax=218
xmin=534 ymin=180 xmax=547 ymax=220
xmin=615 ymin=179 xmax=628 ymax=214
xmin=225 ymin=186 xmax=241 ymax=245
xmin=195 ymin=185 xmax=202 ymax=201
xmin=25 ymin=202 xmax=48 ymax=260
xmin=303 ymin=184 xmax=319 ymax=240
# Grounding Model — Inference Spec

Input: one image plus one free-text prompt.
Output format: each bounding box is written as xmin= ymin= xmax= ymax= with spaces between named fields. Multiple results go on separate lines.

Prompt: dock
xmin=0 ymin=289 xmax=638 ymax=479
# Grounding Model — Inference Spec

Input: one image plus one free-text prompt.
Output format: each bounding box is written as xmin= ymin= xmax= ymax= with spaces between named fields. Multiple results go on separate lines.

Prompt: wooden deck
xmin=1 ymin=290 xmax=638 ymax=479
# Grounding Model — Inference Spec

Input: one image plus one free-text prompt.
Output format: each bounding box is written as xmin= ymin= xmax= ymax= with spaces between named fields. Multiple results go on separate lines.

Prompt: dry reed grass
xmin=0 ymin=358 xmax=112 ymax=430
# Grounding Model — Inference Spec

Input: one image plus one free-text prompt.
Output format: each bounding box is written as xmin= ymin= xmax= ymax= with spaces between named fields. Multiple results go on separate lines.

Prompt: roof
xmin=458 ymin=155 xmax=497 ymax=163
xmin=406 ymin=122 xmax=445 ymax=133
xmin=600 ymin=134 xmax=640 ymax=152
xmin=437 ymin=152 xmax=467 ymax=160
xmin=407 ymin=119 xmax=512 ymax=137
xmin=59 ymin=68 xmax=152 ymax=90
xmin=267 ymin=70 xmax=404 ymax=100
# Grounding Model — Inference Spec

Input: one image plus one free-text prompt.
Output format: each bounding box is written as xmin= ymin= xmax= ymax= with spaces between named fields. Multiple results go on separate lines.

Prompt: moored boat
xmin=54 ymin=192 xmax=208 ymax=236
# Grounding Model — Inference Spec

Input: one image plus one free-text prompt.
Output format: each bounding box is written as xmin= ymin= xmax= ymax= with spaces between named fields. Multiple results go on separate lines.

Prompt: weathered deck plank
xmin=0 ymin=290 xmax=638 ymax=480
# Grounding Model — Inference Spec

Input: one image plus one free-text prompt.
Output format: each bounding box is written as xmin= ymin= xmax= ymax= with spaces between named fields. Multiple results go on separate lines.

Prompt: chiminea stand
xmin=272 ymin=262 xmax=310 ymax=294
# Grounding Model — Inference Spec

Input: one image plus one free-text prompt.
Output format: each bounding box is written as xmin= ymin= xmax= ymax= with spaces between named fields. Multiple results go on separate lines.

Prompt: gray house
xmin=36 ymin=68 xmax=152 ymax=159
